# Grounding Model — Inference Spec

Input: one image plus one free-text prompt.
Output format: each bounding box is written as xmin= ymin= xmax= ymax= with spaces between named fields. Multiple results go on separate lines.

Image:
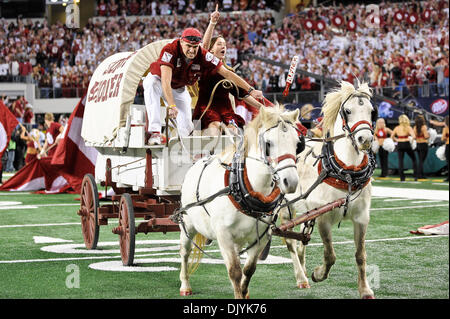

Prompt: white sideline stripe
xmin=372 ymin=186 xmax=449 ymax=201
xmin=0 ymin=235 xmax=447 ymax=264
xmin=383 ymin=198 xmax=410 ymax=202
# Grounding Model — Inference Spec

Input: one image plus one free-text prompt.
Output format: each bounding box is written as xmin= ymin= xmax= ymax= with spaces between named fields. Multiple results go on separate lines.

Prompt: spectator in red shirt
xmin=23 ymin=103 xmax=34 ymax=124
xmin=108 ymin=0 xmax=119 ymax=16
xmin=97 ymin=0 xmax=107 ymax=16
xmin=143 ymin=27 xmax=264 ymax=145
xmin=11 ymin=96 xmax=25 ymax=123
xmin=128 ymin=0 xmax=140 ymax=15
xmin=19 ymin=58 xmax=32 ymax=80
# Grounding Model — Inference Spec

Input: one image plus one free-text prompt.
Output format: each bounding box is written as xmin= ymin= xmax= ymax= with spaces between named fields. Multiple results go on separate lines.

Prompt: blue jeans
xmin=6 ymin=150 xmax=15 ymax=172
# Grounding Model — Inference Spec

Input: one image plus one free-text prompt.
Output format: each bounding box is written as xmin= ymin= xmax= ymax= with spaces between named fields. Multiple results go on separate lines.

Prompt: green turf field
xmin=0 ymin=171 xmax=448 ymax=300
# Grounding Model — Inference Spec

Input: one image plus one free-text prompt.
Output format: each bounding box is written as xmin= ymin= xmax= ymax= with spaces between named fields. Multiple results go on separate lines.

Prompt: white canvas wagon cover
xmin=81 ymin=39 xmax=173 ymax=145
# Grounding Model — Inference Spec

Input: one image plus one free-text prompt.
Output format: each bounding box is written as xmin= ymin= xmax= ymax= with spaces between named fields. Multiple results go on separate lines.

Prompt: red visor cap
xmin=181 ymin=28 xmax=202 ymax=44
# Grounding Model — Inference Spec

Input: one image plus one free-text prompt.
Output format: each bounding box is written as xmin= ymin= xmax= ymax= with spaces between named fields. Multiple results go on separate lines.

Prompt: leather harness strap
xmin=224 ymin=165 xmax=281 ymax=219
xmin=318 ymin=152 xmax=370 ymax=191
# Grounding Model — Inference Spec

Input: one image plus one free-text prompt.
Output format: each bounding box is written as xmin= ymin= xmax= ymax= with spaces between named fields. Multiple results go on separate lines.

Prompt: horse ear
xmin=282 ymin=108 xmax=300 ymax=123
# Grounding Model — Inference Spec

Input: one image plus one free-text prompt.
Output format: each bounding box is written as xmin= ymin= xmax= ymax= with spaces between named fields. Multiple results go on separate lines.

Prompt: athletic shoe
xmin=147 ymin=132 xmax=166 ymax=145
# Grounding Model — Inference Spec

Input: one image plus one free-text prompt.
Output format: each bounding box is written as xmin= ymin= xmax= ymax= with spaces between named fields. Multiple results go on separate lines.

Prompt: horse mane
xmin=243 ymin=103 xmax=286 ymax=156
xmin=321 ymin=80 xmax=372 ymax=135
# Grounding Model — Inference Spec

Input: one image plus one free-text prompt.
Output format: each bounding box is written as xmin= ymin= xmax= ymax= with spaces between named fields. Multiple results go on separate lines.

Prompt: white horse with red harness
xmin=279 ymin=81 xmax=377 ymax=299
xmin=174 ymin=105 xmax=301 ymax=299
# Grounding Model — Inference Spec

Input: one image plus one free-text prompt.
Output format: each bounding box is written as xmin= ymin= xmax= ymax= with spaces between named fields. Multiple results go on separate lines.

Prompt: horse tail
xmin=188 ymin=233 xmax=207 ymax=275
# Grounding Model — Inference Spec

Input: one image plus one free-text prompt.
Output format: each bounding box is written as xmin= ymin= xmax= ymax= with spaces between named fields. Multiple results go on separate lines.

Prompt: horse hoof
xmin=297 ymin=282 xmax=310 ymax=289
xmin=245 ymin=293 xmax=250 ymax=299
xmin=180 ymin=289 xmax=193 ymax=296
xmin=362 ymin=295 xmax=375 ymax=299
xmin=311 ymin=272 xmax=318 ymax=283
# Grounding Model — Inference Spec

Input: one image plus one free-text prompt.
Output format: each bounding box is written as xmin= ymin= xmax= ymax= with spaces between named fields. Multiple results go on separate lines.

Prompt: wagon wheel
xmin=118 ymin=193 xmax=135 ymax=266
xmin=79 ymin=174 xmax=100 ymax=250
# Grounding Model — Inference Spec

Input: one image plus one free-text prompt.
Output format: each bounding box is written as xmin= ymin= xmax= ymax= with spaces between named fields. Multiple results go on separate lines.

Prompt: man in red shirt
xmin=143 ymin=27 xmax=264 ymax=145
xmin=40 ymin=113 xmax=64 ymax=157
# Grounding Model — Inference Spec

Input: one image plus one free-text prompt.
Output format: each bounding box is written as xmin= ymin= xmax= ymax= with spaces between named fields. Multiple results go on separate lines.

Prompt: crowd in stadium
xmin=0 ymin=0 xmax=448 ymax=100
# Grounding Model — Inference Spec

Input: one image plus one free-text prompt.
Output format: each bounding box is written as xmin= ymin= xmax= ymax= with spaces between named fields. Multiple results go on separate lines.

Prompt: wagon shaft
xmin=271 ymin=228 xmax=311 ymax=245
xmin=277 ymin=197 xmax=347 ymax=232
xmin=272 ymin=197 xmax=347 ymax=244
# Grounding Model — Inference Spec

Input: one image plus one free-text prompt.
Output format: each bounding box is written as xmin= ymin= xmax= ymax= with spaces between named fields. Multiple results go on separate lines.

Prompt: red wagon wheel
xmin=118 ymin=193 xmax=135 ymax=266
xmin=79 ymin=174 xmax=100 ymax=250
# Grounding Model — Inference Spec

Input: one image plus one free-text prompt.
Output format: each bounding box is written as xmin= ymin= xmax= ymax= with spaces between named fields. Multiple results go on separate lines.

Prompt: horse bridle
xmin=338 ymin=92 xmax=376 ymax=153
xmin=256 ymin=120 xmax=299 ymax=181
xmin=279 ymin=92 xmax=377 ymax=212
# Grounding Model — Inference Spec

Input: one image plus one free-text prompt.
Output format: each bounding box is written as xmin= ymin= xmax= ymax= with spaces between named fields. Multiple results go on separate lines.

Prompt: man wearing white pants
xmin=143 ymin=74 xmax=193 ymax=140
xmin=144 ymin=27 xmax=265 ymax=145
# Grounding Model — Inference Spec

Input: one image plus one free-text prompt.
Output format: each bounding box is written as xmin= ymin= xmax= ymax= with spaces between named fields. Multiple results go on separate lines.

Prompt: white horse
xmin=178 ymin=105 xmax=301 ymax=299
xmin=280 ymin=81 xmax=377 ymax=299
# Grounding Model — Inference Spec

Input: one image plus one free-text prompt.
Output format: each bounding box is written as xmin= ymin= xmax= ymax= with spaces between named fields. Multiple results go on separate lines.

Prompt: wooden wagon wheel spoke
xmin=117 ymin=193 xmax=135 ymax=266
xmin=79 ymin=174 xmax=100 ymax=250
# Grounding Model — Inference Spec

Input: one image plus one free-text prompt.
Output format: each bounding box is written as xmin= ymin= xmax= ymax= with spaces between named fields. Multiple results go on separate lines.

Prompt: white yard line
xmin=0 ymin=192 xmax=31 ymax=196
xmin=0 ymin=202 xmax=447 ymax=229
xmin=0 ymin=203 xmax=79 ymax=210
xmin=370 ymin=204 xmax=448 ymax=211
xmin=411 ymin=200 xmax=446 ymax=204
xmin=271 ymin=234 xmax=449 ymax=249
xmin=0 ymin=235 xmax=447 ymax=264
xmin=0 ymin=222 xmax=80 ymax=229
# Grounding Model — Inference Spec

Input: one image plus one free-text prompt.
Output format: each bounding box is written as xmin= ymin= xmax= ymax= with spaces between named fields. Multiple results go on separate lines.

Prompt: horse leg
xmin=297 ymin=237 xmax=308 ymax=280
xmin=353 ymin=221 xmax=375 ymax=299
xmin=280 ymin=208 xmax=309 ymax=288
xmin=311 ymin=220 xmax=336 ymax=282
xmin=241 ymin=236 xmax=273 ymax=298
xmin=285 ymin=236 xmax=310 ymax=288
xmin=240 ymin=248 xmax=260 ymax=299
xmin=179 ymin=226 xmax=195 ymax=296
xmin=216 ymin=232 xmax=244 ymax=299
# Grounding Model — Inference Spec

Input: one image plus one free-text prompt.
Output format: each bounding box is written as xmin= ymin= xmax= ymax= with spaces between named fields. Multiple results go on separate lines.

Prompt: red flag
xmin=235 ymin=97 xmax=274 ymax=124
xmin=0 ymin=99 xmax=19 ymax=172
xmin=51 ymin=95 xmax=97 ymax=193
xmin=347 ymin=19 xmax=357 ymax=31
xmin=332 ymin=15 xmax=344 ymax=27
xmin=0 ymin=157 xmax=70 ymax=193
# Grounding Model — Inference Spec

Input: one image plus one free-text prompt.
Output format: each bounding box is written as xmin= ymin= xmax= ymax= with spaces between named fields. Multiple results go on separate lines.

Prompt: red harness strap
xmin=269 ymin=154 xmax=296 ymax=164
xmin=350 ymin=120 xmax=372 ymax=132
xmin=224 ymin=166 xmax=281 ymax=214
xmin=318 ymin=153 xmax=370 ymax=191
